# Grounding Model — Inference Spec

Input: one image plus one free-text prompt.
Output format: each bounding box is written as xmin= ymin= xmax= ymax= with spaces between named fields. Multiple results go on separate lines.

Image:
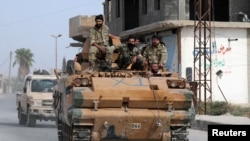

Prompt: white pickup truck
xmin=16 ymin=73 xmax=57 ymax=127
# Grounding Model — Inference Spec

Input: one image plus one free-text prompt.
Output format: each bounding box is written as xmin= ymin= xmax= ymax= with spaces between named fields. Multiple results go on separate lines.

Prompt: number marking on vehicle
xmin=131 ymin=123 xmax=141 ymax=129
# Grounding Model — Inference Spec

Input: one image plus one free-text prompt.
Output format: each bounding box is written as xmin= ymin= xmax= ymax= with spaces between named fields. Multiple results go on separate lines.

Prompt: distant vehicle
xmin=16 ymin=71 xmax=57 ymax=127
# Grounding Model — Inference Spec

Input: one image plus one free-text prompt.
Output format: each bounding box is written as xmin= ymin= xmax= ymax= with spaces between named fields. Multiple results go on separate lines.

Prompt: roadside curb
xmin=190 ymin=115 xmax=250 ymax=131
xmin=191 ymin=120 xmax=222 ymax=131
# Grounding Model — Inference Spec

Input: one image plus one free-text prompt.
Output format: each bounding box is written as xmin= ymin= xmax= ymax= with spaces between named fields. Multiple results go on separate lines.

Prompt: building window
xmin=116 ymin=0 xmax=120 ymax=18
xmin=107 ymin=0 xmax=111 ymax=21
xmin=142 ymin=0 xmax=147 ymax=15
xmin=154 ymin=0 xmax=160 ymax=10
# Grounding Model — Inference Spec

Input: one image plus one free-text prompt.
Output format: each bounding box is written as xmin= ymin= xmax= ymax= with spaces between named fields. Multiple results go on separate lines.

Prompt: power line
xmin=0 ymin=56 xmax=10 ymax=67
xmin=0 ymin=1 xmax=95 ymax=28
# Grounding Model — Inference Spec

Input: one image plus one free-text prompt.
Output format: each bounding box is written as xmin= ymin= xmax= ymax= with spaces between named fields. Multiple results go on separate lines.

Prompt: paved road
xmin=191 ymin=113 xmax=250 ymax=131
xmin=0 ymin=93 xmax=57 ymax=141
xmin=0 ymin=93 xmax=208 ymax=141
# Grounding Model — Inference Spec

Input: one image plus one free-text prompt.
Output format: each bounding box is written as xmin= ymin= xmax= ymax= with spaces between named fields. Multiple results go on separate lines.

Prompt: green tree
xmin=62 ymin=57 xmax=67 ymax=72
xmin=13 ymin=48 xmax=35 ymax=80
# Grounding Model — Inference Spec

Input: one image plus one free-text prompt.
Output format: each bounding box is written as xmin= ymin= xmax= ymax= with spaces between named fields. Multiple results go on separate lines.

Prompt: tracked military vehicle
xmin=54 ymin=15 xmax=196 ymax=141
xmin=53 ymin=57 xmax=196 ymax=141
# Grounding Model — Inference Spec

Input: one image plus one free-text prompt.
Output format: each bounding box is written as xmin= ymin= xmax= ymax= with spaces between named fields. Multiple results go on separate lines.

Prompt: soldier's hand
xmin=159 ymin=64 xmax=164 ymax=68
xmin=143 ymin=61 xmax=149 ymax=71
xmin=113 ymin=36 xmax=120 ymax=40
xmin=143 ymin=60 xmax=148 ymax=66
xmin=99 ymin=47 xmax=106 ymax=53
xmin=131 ymin=56 xmax=137 ymax=63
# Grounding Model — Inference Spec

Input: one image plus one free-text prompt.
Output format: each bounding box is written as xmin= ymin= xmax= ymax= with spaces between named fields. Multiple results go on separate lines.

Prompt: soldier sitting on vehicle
xmin=142 ymin=35 xmax=167 ymax=71
xmin=88 ymin=14 xmax=119 ymax=72
xmin=114 ymin=35 xmax=144 ymax=70
xmin=147 ymin=63 xmax=162 ymax=77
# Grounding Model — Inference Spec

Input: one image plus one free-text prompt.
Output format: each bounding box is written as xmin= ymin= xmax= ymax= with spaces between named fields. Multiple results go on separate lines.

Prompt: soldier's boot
xmin=99 ymin=60 xmax=112 ymax=72
xmin=107 ymin=61 xmax=112 ymax=72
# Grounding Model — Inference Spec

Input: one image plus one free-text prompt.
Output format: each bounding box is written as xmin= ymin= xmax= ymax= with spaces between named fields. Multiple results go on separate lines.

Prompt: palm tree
xmin=13 ymin=48 xmax=35 ymax=81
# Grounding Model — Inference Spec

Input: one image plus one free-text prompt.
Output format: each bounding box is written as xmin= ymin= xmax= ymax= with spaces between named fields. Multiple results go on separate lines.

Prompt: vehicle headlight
xmin=81 ymin=78 xmax=89 ymax=86
xmin=73 ymin=78 xmax=82 ymax=87
xmin=167 ymin=79 xmax=186 ymax=89
xmin=178 ymin=81 xmax=186 ymax=88
xmin=169 ymin=81 xmax=178 ymax=87
xmin=32 ymin=100 xmax=42 ymax=106
xmin=73 ymin=78 xmax=90 ymax=87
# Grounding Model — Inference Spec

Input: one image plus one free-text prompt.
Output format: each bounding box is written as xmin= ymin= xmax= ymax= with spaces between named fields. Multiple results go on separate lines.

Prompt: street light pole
xmin=8 ymin=51 xmax=12 ymax=94
xmin=51 ymin=34 xmax=62 ymax=70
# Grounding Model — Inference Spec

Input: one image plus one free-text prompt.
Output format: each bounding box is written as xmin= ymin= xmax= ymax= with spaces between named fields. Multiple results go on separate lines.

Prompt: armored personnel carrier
xmin=53 ymin=59 xmax=196 ymax=141
xmin=53 ymin=15 xmax=196 ymax=140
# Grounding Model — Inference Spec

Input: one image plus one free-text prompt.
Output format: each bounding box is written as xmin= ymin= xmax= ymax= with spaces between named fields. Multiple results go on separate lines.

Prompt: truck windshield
xmin=31 ymin=79 xmax=57 ymax=92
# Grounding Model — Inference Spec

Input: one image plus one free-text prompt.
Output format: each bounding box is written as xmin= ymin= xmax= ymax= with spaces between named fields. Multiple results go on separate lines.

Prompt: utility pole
xmin=8 ymin=51 xmax=12 ymax=94
xmin=51 ymin=34 xmax=62 ymax=71
xmin=194 ymin=0 xmax=212 ymax=114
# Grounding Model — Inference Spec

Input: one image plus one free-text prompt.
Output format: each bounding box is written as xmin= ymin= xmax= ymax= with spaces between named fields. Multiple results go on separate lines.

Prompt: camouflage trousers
xmin=88 ymin=45 xmax=115 ymax=71
xmin=88 ymin=45 xmax=115 ymax=63
xmin=117 ymin=54 xmax=144 ymax=70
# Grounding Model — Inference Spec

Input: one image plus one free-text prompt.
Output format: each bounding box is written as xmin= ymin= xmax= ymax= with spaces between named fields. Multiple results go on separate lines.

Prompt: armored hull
xmin=53 ymin=70 xmax=195 ymax=141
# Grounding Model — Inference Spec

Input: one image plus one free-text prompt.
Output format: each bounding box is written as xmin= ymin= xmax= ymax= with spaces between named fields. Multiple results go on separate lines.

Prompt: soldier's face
xmin=128 ymin=38 xmax=135 ymax=44
xmin=151 ymin=64 xmax=159 ymax=73
xmin=127 ymin=38 xmax=135 ymax=47
xmin=95 ymin=19 xmax=103 ymax=28
xmin=135 ymin=39 xmax=139 ymax=46
xmin=152 ymin=38 xmax=160 ymax=46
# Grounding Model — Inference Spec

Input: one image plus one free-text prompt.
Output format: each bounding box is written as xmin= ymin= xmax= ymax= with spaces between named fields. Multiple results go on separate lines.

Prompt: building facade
xmin=104 ymin=0 xmax=250 ymax=35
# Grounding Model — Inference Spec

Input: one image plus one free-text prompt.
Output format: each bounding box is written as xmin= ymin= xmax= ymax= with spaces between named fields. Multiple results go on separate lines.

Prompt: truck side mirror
xmin=66 ymin=60 xmax=75 ymax=75
xmin=186 ymin=67 xmax=192 ymax=82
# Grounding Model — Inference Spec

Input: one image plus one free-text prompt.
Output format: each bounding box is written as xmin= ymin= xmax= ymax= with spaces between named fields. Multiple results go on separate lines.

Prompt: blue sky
xmin=0 ymin=0 xmax=104 ymax=77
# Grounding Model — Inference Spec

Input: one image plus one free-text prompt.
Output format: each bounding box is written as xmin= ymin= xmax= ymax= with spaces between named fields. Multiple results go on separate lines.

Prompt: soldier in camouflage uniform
xmin=115 ymin=35 xmax=144 ymax=70
xmin=88 ymin=14 xmax=119 ymax=71
xmin=147 ymin=63 xmax=162 ymax=77
xmin=142 ymin=35 xmax=167 ymax=70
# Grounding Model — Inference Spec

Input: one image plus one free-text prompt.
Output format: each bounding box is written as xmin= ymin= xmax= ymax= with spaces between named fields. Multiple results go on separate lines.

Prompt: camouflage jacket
xmin=116 ymin=44 xmax=140 ymax=59
xmin=142 ymin=43 xmax=167 ymax=65
xmin=89 ymin=25 xmax=110 ymax=46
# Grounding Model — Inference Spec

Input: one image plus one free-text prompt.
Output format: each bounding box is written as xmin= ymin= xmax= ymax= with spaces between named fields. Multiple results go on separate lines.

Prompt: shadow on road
xmin=0 ymin=121 xmax=56 ymax=128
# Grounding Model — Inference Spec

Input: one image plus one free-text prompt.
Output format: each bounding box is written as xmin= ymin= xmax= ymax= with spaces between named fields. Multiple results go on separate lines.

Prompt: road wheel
xmin=26 ymin=107 xmax=36 ymax=127
xmin=18 ymin=104 xmax=27 ymax=125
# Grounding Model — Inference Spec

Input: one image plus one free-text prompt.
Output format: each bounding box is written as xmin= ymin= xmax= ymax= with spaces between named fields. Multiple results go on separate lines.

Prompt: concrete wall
xmin=104 ymin=0 xmax=124 ymax=36
xmin=139 ymin=0 xmax=164 ymax=26
xmin=181 ymin=27 xmax=249 ymax=104
xmin=139 ymin=0 xmax=188 ymax=24
xmin=105 ymin=0 xmax=190 ymax=35
xmin=105 ymin=0 xmax=250 ymax=35
xmin=69 ymin=15 xmax=95 ymax=42
xmin=117 ymin=19 xmax=250 ymax=104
